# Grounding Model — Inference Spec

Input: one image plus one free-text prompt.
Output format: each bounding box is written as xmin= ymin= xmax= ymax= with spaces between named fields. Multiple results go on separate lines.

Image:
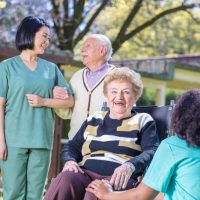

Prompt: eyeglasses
xmin=41 ymin=34 xmax=51 ymax=42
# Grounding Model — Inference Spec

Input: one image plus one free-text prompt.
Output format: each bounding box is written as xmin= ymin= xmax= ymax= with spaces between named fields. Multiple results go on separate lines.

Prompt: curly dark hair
xmin=171 ymin=89 xmax=200 ymax=147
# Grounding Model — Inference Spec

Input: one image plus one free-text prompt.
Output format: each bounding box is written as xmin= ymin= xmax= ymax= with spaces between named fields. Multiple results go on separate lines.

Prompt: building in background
xmin=61 ymin=55 xmax=200 ymax=106
xmin=111 ymin=55 xmax=200 ymax=105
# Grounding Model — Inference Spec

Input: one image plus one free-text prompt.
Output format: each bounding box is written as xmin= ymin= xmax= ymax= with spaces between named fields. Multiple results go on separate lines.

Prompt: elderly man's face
xmin=81 ymin=37 xmax=105 ymax=68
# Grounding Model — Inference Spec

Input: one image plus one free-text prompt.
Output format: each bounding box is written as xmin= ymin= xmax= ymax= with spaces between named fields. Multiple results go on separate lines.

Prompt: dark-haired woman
xmin=87 ymin=89 xmax=200 ymax=200
xmin=0 ymin=16 xmax=74 ymax=200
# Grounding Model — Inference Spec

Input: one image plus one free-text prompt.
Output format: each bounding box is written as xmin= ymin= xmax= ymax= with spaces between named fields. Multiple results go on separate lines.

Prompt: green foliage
xmin=137 ymin=88 xmax=182 ymax=106
xmin=165 ymin=89 xmax=182 ymax=105
xmin=1 ymin=0 xmax=200 ymax=58
xmin=137 ymin=88 xmax=156 ymax=106
xmin=0 ymin=0 xmax=53 ymax=46
xmin=92 ymin=0 xmax=200 ymax=59
xmin=0 ymin=6 xmax=27 ymax=44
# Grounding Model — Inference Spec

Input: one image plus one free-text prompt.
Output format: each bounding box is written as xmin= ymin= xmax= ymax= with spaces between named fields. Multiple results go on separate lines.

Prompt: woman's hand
xmin=62 ymin=160 xmax=84 ymax=174
xmin=26 ymin=94 xmax=44 ymax=107
xmin=53 ymin=86 xmax=69 ymax=100
xmin=86 ymin=179 xmax=113 ymax=200
xmin=0 ymin=139 xmax=7 ymax=160
xmin=110 ymin=162 xmax=135 ymax=190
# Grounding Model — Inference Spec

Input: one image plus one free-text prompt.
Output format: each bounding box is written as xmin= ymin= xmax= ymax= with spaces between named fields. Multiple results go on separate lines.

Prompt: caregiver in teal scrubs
xmin=0 ymin=16 xmax=74 ymax=200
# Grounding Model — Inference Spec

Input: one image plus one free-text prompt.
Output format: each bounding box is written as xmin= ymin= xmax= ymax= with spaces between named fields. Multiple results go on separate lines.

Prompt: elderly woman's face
xmin=80 ymin=37 xmax=105 ymax=68
xmin=106 ymin=80 xmax=136 ymax=119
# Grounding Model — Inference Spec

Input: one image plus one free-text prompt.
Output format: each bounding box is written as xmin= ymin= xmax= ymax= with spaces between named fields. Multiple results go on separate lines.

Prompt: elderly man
xmin=54 ymin=34 xmax=115 ymax=139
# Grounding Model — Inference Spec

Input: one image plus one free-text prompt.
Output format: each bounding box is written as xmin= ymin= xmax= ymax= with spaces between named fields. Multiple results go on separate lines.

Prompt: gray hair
xmin=103 ymin=67 xmax=143 ymax=101
xmin=87 ymin=34 xmax=113 ymax=61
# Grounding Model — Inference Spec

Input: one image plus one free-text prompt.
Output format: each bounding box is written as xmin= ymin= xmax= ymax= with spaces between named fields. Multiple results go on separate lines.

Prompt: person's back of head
xmin=171 ymin=89 xmax=200 ymax=148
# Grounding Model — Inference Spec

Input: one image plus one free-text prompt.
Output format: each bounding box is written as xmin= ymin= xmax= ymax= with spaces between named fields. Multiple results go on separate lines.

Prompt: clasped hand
xmin=86 ymin=163 xmax=135 ymax=199
xmin=53 ymin=86 xmax=69 ymax=100
xmin=26 ymin=94 xmax=44 ymax=107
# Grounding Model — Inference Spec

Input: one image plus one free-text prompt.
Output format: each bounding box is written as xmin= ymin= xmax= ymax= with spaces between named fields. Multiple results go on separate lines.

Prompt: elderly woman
xmin=87 ymin=89 xmax=200 ymax=200
xmin=44 ymin=67 xmax=159 ymax=200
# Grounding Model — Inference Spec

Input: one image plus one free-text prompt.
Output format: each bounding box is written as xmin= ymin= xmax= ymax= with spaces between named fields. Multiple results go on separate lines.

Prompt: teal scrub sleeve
xmin=65 ymin=84 xmax=73 ymax=96
xmin=54 ymin=65 xmax=73 ymax=95
xmin=0 ymin=63 xmax=8 ymax=98
xmin=142 ymin=140 xmax=175 ymax=193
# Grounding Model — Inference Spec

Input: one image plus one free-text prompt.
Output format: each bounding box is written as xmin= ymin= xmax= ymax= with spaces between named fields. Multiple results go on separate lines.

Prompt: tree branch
xmin=74 ymin=0 xmax=102 ymax=29
xmin=73 ymin=0 xmax=110 ymax=47
xmin=50 ymin=0 xmax=60 ymax=34
xmin=185 ymin=10 xmax=200 ymax=24
xmin=112 ymin=3 xmax=196 ymax=53
xmin=83 ymin=1 xmax=102 ymax=17
xmin=63 ymin=0 xmax=69 ymax=19
xmin=114 ymin=0 xmax=144 ymax=42
xmin=50 ymin=0 xmax=59 ymax=14
xmin=73 ymin=0 xmax=85 ymax=29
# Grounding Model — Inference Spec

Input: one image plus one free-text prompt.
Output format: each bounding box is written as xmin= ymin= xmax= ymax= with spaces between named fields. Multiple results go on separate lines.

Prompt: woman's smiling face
xmin=105 ymin=80 xmax=136 ymax=120
xmin=34 ymin=26 xmax=50 ymax=54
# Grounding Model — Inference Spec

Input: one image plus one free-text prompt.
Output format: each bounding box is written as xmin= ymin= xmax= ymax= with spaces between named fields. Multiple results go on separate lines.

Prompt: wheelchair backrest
xmin=101 ymin=102 xmax=174 ymax=142
xmin=132 ymin=105 xmax=172 ymax=142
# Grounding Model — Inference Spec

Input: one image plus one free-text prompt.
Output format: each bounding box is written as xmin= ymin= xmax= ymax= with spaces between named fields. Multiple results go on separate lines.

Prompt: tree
xmin=93 ymin=0 xmax=200 ymax=59
xmin=1 ymin=0 xmax=200 ymax=57
xmin=0 ymin=0 xmax=52 ymax=46
xmin=50 ymin=0 xmax=200 ymax=55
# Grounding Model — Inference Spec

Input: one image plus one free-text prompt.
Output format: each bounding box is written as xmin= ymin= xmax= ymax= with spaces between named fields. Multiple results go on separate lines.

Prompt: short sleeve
xmin=54 ymin=65 xmax=73 ymax=95
xmin=0 ymin=63 xmax=8 ymax=98
xmin=142 ymin=139 xmax=175 ymax=193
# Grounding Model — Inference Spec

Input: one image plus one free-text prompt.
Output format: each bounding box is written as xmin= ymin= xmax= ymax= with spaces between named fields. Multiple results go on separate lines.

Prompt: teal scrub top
xmin=142 ymin=136 xmax=200 ymax=200
xmin=0 ymin=56 xmax=72 ymax=149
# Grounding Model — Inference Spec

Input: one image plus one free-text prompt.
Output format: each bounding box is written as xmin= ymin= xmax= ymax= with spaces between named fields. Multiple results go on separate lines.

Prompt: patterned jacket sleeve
xmin=127 ymin=115 xmax=159 ymax=175
xmin=60 ymin=120 xmax=88 ymax=165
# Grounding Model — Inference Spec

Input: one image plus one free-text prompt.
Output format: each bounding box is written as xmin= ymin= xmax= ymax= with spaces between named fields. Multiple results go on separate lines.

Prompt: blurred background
xmin=1 ymin=0 xmax=200 ymax=105
xmin=1 ymin=1 xmax=200 ymax=197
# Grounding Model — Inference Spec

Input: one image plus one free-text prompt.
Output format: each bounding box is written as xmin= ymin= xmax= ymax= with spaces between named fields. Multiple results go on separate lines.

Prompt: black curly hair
xmin=171 ymin=89 xmax=200 ymax=148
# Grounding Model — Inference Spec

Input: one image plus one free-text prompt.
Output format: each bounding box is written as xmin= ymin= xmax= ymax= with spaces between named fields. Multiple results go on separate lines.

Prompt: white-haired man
xmin=54 ymin=34 xmax=115 ymax=139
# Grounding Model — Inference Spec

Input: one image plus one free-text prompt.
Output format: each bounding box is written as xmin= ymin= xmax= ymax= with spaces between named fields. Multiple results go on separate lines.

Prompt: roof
xmin=110 ymin=55 xmax=200 ymax=80
xmin=111 ymin=54 xmax=200 ymax=67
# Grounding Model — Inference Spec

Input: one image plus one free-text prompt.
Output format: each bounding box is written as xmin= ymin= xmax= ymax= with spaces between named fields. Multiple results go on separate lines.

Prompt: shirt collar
xmin=85 ymin=62 xmax=109 ymax=75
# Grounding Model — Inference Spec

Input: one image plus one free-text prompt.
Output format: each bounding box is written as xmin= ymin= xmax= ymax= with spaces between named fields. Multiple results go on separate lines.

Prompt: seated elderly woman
xmin=87 ymin=89 xmax=200 ymax=200
xmin=44 ymin=67 xmax=159 ymax=200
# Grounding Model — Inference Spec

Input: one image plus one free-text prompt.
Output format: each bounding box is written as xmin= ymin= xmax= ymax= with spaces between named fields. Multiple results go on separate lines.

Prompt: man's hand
xmin=53 ymin=86 xmax=69 ymax=100
xmin=62 ymin=160 xmax=84 ymax=174
xmin=110 ymin=162 xmax=135 ymax=190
